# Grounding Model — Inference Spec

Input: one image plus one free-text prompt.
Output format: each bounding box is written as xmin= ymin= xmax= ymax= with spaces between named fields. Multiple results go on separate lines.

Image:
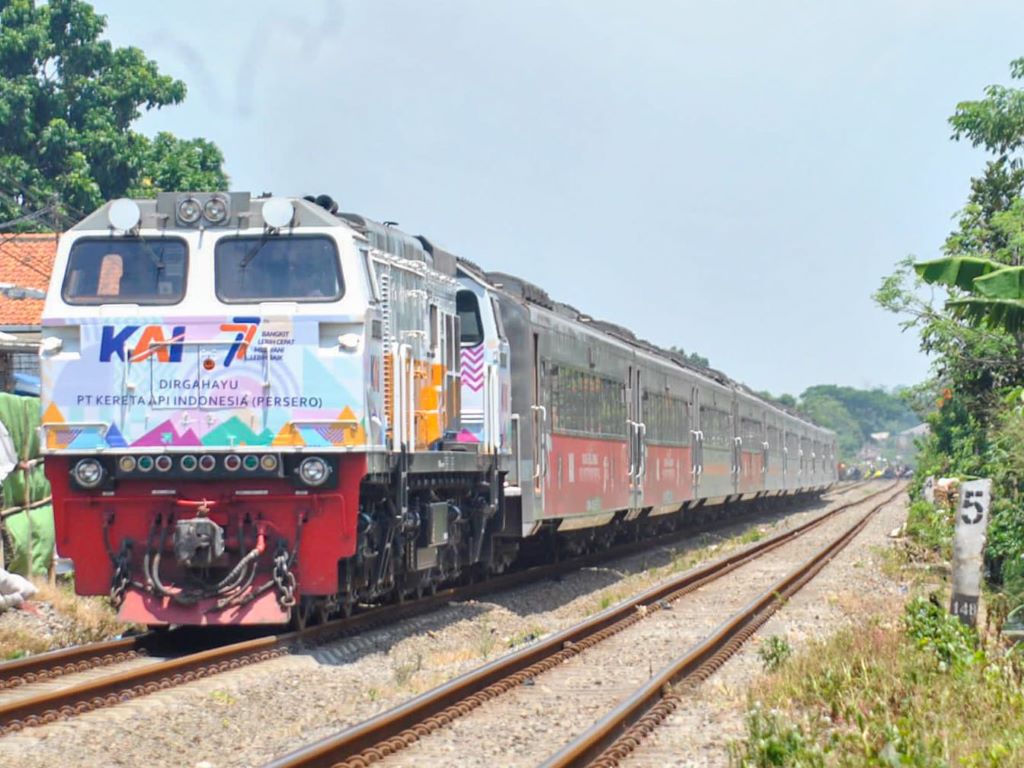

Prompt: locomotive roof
xmin=72 ymin=193 xmax=828 ymax=437
xmin=69 ymin=194 xmax=343 ymax=232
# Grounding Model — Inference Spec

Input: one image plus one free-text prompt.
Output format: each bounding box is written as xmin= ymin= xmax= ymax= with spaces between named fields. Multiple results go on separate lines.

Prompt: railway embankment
xmin=720 ymin=497 xmax=1024 ymax=767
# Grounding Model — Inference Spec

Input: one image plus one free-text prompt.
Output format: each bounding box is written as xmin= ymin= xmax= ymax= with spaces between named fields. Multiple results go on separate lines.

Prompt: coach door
xmin=731 ymin=399 xmax=741 ymax=494
xmin=690 ymin=386 xmax=703 ymax=496
xmin=762 ymin=414 xmax=770 ymax=482
xmin=531 ymin=333 xmax=548 ymax=500
xmin=627 ymin=366 xmax=646 ymax=511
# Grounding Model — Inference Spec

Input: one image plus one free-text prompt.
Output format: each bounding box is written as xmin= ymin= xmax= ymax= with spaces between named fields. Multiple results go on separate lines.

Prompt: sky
xmin=90 ymin=0 xmax=1024 ymax=396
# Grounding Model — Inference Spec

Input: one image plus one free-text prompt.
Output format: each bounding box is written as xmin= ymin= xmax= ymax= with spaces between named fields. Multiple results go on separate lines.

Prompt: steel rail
xmin=264 ymin=482 xmax=899 ymax=768
xmin=0 ymin=635 xmax=147 ymax=692
xmin=541 ymin=485 xmax=905 ymax=768
xmin=0 ymin=481 xmax=865 ymax=708
xmin=0 ymin=482 xmax=876 ymax=735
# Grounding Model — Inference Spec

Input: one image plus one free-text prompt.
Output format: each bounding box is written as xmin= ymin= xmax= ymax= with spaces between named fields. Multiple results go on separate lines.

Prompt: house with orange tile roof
xmin=0 ymin=233 xmax=58 ymax=392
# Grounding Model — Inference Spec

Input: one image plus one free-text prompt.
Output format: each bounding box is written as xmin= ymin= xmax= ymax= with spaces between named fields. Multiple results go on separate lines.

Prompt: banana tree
xmin=914 ymin=256 xmax=1024 ymax=337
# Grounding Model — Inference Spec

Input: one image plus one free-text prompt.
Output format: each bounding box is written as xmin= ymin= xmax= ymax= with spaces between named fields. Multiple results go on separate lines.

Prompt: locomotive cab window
xmin=457 ymin=290 xmax=484 ymax=345
xmin=215 ymin=235 xmax=343 ymax=303
xmin=62 ymin=237 xmax=188 ymax=305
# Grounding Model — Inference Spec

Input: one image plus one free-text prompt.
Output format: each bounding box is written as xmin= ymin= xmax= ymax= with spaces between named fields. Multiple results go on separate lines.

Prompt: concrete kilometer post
xmin=949 ymin=478 xmax=992 ymax=628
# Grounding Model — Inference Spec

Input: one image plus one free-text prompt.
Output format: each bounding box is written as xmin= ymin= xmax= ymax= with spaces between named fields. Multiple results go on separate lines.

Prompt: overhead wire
xmin=0 ymin=168 xmax=78 ymax=286
xmin=0 ymin=205 xmax=56 ymax=232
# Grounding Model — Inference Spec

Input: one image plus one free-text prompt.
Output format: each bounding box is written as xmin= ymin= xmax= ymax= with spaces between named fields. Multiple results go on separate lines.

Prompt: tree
xmin=877 ymin=56 xmax=1024 ymax=599
xmin=0 ymin=0 xmax=227 ymax=229
xmin=876 ymin=59 xmax=1024 ymax=420
xmin=667 ymin=346 xmax=710 ymax=368
xmin=126 ymin=133 xmax=226 ymax=198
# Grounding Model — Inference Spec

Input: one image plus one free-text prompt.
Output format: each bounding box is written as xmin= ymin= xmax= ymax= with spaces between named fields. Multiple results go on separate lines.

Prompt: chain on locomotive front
xmin=39 ymin=193 xmax=480 ymax=626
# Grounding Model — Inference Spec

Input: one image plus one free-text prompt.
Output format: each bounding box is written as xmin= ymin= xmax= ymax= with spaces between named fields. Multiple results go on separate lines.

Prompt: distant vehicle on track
xmin=39 ymin=192 xmax=837 ymax=626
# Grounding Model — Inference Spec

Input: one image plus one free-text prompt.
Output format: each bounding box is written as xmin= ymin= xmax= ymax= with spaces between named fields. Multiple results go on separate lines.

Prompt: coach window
xmin=490 ymin=296 xmax=506 ymax=339
xmin=62 ymin=237 xmax=188 ymax=305
xmin=457 ymin=290 xmax=484 ymax=346
xmin=215 ymin=235 xmax=343 ymax=302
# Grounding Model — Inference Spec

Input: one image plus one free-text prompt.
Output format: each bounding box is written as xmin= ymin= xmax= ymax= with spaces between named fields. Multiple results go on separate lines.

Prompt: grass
xmin=475 ymin=622 xmax=498 ymax=659
xmin=0 ymin=578 xmax=127 ymax=659
xmin=391 ymin=649 xmax=424 ymax=688
xmin=730 ymin=596 xmax=1024 ymax=767
xmin=506 ymin=624 xmax=547 ymax=649
xmin=757 ymin=636 xmax=792 ymax=672
xmin=904 ymin=499 xmax=954 ymax=561
xmin=209 ymin=689 xmax=237 ymax=706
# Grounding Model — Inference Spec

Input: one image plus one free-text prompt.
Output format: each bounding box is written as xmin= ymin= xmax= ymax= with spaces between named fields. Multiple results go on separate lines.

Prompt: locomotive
xmin=39 ymin=193 xmax=836 ymax=626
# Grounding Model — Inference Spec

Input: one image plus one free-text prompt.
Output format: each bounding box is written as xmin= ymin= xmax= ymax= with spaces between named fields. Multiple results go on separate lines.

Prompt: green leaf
xmin=948 ymin=296 xmax=1024 ymax=334
xmin=0 ymin=0 xmax=226 ymax=229
xmin=974 ymin=265 xmax=1024 ymax=300
xmin=914 ymin=256 xmax=1002 ymax=291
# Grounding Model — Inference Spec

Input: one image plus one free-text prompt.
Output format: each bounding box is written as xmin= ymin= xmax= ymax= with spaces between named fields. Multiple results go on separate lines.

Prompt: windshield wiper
xmin=136 ymin=234 xmax=165 ymax=273
xmin=239 ymin=233 xmax=271 ymax=268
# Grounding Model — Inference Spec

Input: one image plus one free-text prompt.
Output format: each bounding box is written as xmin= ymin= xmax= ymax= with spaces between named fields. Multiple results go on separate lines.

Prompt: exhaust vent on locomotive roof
xmin=303 ymin=194 xmax=339 ymax=214
xmin=414 ymin=235 xmax=458 ymax=277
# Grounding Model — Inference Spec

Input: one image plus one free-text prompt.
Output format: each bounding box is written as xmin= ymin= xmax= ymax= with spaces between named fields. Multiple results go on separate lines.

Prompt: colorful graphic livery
xmin=40 ymin=193 xmax=835 ymax=627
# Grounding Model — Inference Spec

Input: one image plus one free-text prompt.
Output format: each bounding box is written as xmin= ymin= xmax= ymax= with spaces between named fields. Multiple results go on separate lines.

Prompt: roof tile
xmin=0 ymin=234 xmax=58 ymax=327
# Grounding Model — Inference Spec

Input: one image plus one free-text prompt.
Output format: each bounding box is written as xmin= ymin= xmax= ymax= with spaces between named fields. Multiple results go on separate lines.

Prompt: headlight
xmin=297 ymin=457 xmax=330 ymax=487
xmin=203 ymin=195 xmax=228 ymax=224
xmin=177 ymin=196 xmax=202 ymax=224
xmin=73 ymin=458 xmax=105 ymax=489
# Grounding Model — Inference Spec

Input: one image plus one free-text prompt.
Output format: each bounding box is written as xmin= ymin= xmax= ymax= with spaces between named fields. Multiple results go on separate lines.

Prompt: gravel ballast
xmin=0 ymin=485 xmax=887 ymax=768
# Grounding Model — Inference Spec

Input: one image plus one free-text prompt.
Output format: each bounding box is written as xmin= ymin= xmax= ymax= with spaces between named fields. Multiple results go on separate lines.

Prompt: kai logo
xmin=220 ymin=317 xmax=260 ymax=367
xmin=99 ymin=325 xmax=185 ymax=363
xmin=98 ymin=317 xmax=262 ymax=366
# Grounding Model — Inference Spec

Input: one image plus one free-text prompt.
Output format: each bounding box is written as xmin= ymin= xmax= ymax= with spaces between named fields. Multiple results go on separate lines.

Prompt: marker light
xmin=118 ymin=456 xmax=137 ymax=473
xmin=180 ymin=455 xmax=198 ymax=472
xmin=338 ymin=333 xmax=361 ymax=351
xmin=297 ymin=456 xmax=330 ymax=487
xmin=73 ymin=458 xmax=105 ymax=489
xmin=155 ymin=455 xmax=173 ymax=472
xmin=262 ymin=198 xmax=294 ymax=229
xmin=137 ymin=456 xmax=155 ymax=472
xmin=203 ymin=195 xmax=228 ymax=224
xmin=224 ymin=455 xmax=242 ymax=472
xmin=260 ymin=455 xmax=279 ymax=472
xmin=108 ymin=199 xmax=141 ymax=232
xmin=242 ymin=455 xmax=260 ymax=471
xmin=177 ymin=197 xmax=202 ymax=225
xmin=199 ymin=455 xmax=216 ymax=472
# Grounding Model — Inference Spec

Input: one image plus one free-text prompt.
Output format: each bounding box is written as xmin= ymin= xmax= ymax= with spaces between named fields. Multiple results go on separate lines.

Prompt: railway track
xmin=0 ymin=482 xmax=872 ymax=736
xmin=264 ymin=482 xmax=902 ymax=768
xmin=0 ymin=488 xmax=847 ymax=696
xmin=543 ymin=486 xmax=903 ymax=768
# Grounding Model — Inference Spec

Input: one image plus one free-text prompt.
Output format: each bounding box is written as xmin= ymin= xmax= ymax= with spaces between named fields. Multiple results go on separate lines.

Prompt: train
xmin=38 ymin=192 xmax=837 ymax=626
